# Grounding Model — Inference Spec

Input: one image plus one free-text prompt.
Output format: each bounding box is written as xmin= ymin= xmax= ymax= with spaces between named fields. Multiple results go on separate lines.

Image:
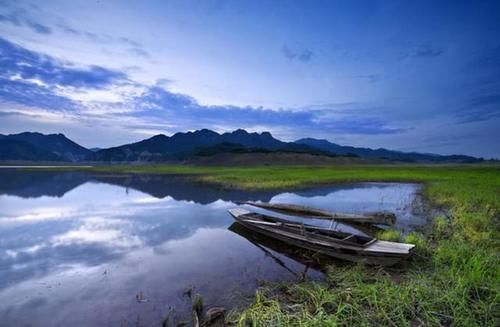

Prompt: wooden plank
xmin=240 ymin=201 xmax=396 ymax=225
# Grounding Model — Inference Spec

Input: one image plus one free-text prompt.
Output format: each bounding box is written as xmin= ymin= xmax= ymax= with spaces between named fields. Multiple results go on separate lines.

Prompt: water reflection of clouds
xmin=0 ymin=174 xmax=428 ymax=326
xmin=271 ymin=183 xmax=424 ymax=231
xmin=0 ymin=226 xmax=282 ymax=327
xmin=0 ymin=181 xmax=235 ymax=292
xmin=0 ymin=182 xmax=424 ymax=285
xmin=52 ymin=224 xmax=143 ymax=249
xmin=0 ymin=206 xmax=73 ymax=224
xmin=6 ymin=243 xmax=46 ymax=258
xmin=132 ymin=196 xmax=169 ymax=204
xmin=272 ymin=183 xmax=416 ymax=211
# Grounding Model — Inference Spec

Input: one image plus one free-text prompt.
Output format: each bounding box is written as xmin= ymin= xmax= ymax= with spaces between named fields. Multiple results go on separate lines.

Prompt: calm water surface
xmin=0 ymin=171 xmax=427 ymax=326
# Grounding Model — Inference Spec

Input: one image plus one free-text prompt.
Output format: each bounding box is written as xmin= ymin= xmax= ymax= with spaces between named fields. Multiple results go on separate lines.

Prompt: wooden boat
xmin=239 ymin=201 xmax=396 ymax=225
xmin=228 ymin=208 xmax=413 ymax=266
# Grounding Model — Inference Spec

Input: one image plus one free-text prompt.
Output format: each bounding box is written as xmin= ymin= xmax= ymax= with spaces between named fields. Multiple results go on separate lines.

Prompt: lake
xmin=0 ymin=170 xmax=427 ymax=326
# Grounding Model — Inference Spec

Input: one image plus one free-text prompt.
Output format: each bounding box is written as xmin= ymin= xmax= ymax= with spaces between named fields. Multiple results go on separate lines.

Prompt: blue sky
xmin=0 ymin=0 xmax=499 ymax=158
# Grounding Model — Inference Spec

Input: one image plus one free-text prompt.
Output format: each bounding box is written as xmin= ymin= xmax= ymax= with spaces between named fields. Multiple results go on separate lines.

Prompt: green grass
xmin=376 ymin=229 xmax=403 ymax=242
xmin=27 ymin=164 xmax=500 ymax=325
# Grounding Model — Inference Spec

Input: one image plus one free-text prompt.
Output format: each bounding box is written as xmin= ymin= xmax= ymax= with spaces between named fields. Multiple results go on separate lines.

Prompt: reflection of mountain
xmin=0 ymin=170 xmax=91 ymax=198
xmin=0 ymin=171 xmax=415 ymax=205
xmin=0 ymin=170 xmax=280 ymax=203
xmin=283 ymin=182 xmax=402 ymax=198
xmin=92 ymin=173 xmax=282 ymax=204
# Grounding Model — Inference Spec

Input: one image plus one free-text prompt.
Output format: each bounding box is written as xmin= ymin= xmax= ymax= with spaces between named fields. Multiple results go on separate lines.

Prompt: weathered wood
xmin=204 ymin=307 xmax=226 ymax=325
xmin=239 ymin=201 xmax=397 ymax=225
xmin=229 ymin=222 xmax=329 ymax=272
xmin=228 ymin=208 xmax=413 ymax=266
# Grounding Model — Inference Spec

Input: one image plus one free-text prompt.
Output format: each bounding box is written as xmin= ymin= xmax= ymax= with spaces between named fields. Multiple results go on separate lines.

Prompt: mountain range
xmin=0 ymin=132 xmax=91 ymax=162
xmin=0 ymin=129 xmax=484 ymax=163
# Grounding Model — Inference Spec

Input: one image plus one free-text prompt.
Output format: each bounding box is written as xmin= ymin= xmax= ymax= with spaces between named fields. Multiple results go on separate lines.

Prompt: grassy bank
xmin=41 ymin=164 xmax=500 ymax=325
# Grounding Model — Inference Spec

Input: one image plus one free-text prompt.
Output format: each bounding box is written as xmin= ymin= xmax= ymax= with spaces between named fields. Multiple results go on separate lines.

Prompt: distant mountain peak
xmin=230 ymin=129 xmax=248 ymax=135
xmin=296 ymin=137 xmax=337 ymax=145
xmin=1 ymin=131 xmax=91 ymax=162
xmin=14 ymin=131 xmax=69 ymax=139
xmin=148 ymin=134 xmax=168 ymax=140
xmin=295 ymin=137 xmax=481 ymax=163
xmin=198 ymin=128 xmax=218 ymax=133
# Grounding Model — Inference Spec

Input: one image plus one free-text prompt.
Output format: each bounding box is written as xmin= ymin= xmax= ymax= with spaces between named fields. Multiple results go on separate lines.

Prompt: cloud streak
xmin=457 ymin=46 xmax=500 ymax=123
xmin=0 ymin=13 xmax=52 ymax=34
xmin=414 ymin=44 xmax=443 ymax=58
xmin=0 ymin=38 xmax=127 ymax=89
xmin=352 ymin=74 xmax=387 ymax=83
xmin=457 ymin=93 xmax=500 ymax=123
xmin=281 ymin=45 xmax=314 ymax=62
xmin=1 ymin=3 xmax=148 ymax=60
xmin=127 ymin=85 xmax=406 ymax=135
xmin=0 ymin=37 xmax=404 ymax=139
xmin=399 ymin=43 xmax=444 ymax=60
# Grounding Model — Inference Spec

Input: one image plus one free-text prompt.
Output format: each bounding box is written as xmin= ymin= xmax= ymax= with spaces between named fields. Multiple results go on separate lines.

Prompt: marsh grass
xmin=34 ymin=164 xmax=500 ymax=326
xmin=192 ymin=293 xmax=204 ymax=317
xmin=431 ymin=215 xmax=450 ymax=240
xmin=404 ymin=232 xmax=430 ymax=257
xmin=376 ymin=229 xmax=402 ymax=242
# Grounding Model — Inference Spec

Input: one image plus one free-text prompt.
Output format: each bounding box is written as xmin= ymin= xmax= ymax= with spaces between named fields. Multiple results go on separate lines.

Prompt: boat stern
xmin=367 ymin=240 xmax=415 ymax=256
xmin=228 ymin=207 xmax=251 ymax=218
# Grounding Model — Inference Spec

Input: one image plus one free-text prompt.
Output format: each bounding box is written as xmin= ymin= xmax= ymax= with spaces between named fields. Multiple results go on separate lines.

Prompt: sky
xmin=0 ymin=0 xmax=499 ymax=158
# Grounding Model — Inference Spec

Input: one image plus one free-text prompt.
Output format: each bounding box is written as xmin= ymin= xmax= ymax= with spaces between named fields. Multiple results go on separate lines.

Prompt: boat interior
xmin=238 ymin=211 xmax=375 ymax=246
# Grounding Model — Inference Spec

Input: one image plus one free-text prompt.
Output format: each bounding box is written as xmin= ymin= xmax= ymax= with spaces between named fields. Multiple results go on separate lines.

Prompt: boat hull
xmin=229 ymin=208 xmax=412 ymax=266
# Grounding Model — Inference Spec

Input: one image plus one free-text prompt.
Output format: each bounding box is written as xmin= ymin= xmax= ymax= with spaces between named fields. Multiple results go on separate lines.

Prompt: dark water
xmin=0 ymin=170 xmax=427 ymax=326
